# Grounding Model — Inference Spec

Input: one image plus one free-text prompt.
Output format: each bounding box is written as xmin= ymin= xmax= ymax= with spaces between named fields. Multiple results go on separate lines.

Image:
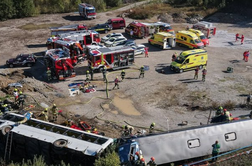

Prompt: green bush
xmin=94 ymin=151 xmax=120 ymax=166
xmin=0 ymin=0 xmax=14 ymax=21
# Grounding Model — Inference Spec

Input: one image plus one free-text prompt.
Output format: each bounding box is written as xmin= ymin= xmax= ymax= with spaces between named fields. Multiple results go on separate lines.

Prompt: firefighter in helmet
xmin=39 ymin=108 xmax=49 ymax=121
xmin=139 ymin=66 xmax=145 ymax=78
xmin=47 ymin=67 xmax=52 ymax=81
xmin=51 ymin=104 xmax=58 ymax=122
xmin=121 ymin=70 xmax=126 ymax=81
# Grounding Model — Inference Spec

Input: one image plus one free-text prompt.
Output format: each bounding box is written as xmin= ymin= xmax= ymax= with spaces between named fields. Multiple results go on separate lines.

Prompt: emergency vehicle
xmin=176 ymin=31 xmax=204 ymax=49
xmin=170 ymin=49 xmax=208 ymax=73
xmin=125 ymin=21 xmax=149 ymax=39
xmin=87 ymin=46 xmax=135 ymax=70
xmin=44 ymin=48 xmax=76 ymax=80
xmin=192 ymin=21 xmax=216 ymax=38
xmin=142 ymin=22 xmax=175 ymax=35
xmin=148 ymin=32 xmax=176 ymax=49
xmin=50 ymin=24 xmax=87 ymax=36
xmin=46 ymin=39 xmax=84 ymax=64
xmin=188 ymin=28 xmax=209 ymax=47
xmin=58 ymin=30 xmax=101 ymax=46
xmin=106 ymin=17 xmax=126 ymax=29
xmin=78 ymin=3 xmax=96 ymax=19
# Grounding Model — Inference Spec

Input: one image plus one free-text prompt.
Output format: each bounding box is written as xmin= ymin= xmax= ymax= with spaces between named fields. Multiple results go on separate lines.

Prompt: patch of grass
xmin=19 ymin=23 xmax=63 ymax=30
xmin=223 ymin=100 xmax=236 ymax=109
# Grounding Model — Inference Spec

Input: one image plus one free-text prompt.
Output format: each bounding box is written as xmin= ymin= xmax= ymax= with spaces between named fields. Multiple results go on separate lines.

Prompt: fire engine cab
xmin=58 ymin=30 xmax=101 ymax=46
xmin=44 ymin=48 xmax=76 ymax=81
xmin=78 ymin=3 xmax=96 ymax=19
xmin=192 ymin=21 xmax=216 ymax=38
xmin=87 ymin=46 xmax=135 ymax=70
xmin=46 ymin=39 xmax=84 ymax=65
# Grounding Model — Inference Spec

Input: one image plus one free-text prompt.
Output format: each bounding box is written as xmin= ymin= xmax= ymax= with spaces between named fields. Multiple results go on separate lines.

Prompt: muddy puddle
xmin=113 ymin=95 xmax=141 ymax=116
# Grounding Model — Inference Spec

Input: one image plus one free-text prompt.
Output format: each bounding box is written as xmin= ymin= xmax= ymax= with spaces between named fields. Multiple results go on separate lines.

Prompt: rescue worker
xmin=135 ymin=151 xmax=141 ymax=162
xmin=51 ymin=104 xmax=58 ymax=122
xmin=194 ymin=67 xmax=199 ymax=80
xmin=212 ymin=140 xmax=220 ymax=162
xmin=130 ymin=29 xmax=134 ymax=38
xmin=13 ymin=88 xmax=19 ymax=102
xmin=147 ymin=157 xmax=157 ymax=166
xmin=47 ymin=67 xmax=52 ymax=81
xmin=241 ymin=34 xmax=244 ymax=45
xmin=144 ymin=47 xmax=149 ymax=58
xmin=202 ymin=67 xmax=207 ymax=82
xmin=216 ymin=106 xmax=223 ymax=116
xmin=138 ymin=158 xmax=146 ymax=166
xmin=172 ymin=53 xmax=177 ymax=61
xmin=92 ymin=128 xmax=99 ymax=134
xmin=235 ymin=33 xmax=239 ymax=41
xmin=102 ymin=67 xmax=107 ymax=82
xmin=243 ymin=50 xmax=250 ymax=62
xmin=112 ymin=76 xmax=120 ymax=90
xmin=18 ymin=91 xmax=25 ymax=108
xmin=39 ymin=108 xmax=49 ymax=121
xmin=86 ymin=70 xmax=90 ymax=81
xmin=139 ymin=66 xmax=145 ymax=79
xmin=17 ymin=111 xmax=33 ymax=125
xmin=124 ymin=125 xmax=134 ymax=135
xmin=223 ymin=109 xmax=232 ymax=121
xmin=90 ymin=67 xmax=94 ymax=81
xmin=121 ymin=70 xmax=126 ymax=81
xmin=2 ymin=104 xmax=9 ymax=113
xmin=149 ymin=122 xmax=155 ymax=133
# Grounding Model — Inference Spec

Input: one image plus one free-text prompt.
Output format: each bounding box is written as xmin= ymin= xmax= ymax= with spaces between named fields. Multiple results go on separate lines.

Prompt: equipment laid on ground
xmin=176 ymin=31 xmax=204 ymax=49
xmin=87 ymin=46 xmax=135 ymax=71
xmin=0 ymin=113 xmax=113 ymax=165
xmin=119 ymin=118 xmax=252 ymax=165
xmin=192 ymin=21 xmax=216 ymax=38
xmin=170 ymin=49 xmax=208 ymax=73
xmin=148 ymin=32 xmax=176 ymax=49
xmin=50 ymin=24 xmax=87 ymax=36
xmin=44 ymin=48 xmax=76 ymax=81
xmin=78 ymin=3 xmax=96 ymax=19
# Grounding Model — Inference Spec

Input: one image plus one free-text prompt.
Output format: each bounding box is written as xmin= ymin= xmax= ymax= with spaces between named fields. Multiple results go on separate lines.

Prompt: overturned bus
xmin=0 ymin=113 xmax=114 ymax=165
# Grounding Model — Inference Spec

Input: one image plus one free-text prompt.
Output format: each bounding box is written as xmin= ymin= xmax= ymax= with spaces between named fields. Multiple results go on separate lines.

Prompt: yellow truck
xmin=176 ymin=31 xmax=204 ymax=49
xmin=170 ymin=49 xmax=208 ymax=73
xmin=148 ymin=32 xmax=176 ymax=49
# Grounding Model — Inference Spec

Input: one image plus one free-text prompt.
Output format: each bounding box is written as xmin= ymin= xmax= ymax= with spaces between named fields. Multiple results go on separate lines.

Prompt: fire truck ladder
xmin=4 ymin=131 xmax=13 ymax=163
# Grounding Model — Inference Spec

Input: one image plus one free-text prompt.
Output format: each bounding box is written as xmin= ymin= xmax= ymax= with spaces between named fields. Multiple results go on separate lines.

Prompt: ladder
xmin=4 ymin=131 xmax=13 ymax=163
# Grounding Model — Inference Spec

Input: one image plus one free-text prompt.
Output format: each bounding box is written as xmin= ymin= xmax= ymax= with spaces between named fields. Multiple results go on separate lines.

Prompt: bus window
xmin=187 ymin=138 xmax=200 ymax=148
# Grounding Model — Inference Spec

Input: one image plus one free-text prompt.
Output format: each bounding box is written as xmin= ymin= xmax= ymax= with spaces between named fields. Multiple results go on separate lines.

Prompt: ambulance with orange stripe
xmin=176 ymin=31 xmax=204 ymax=49
xmin=170 ymin=49 xmax=208 ymax=73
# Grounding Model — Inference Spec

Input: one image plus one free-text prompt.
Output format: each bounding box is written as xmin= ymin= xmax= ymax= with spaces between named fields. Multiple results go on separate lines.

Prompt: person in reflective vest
xmin=86 ymin=70 xmax=90 ymax=81
xmin=202 ymin=67 xmax=207 ymax=82
xmin=47 ymin=67 xmax=52 ymax=81
xmin=13 ymin=89 xmax=19 ymax=102
xmin=147 ymin=157 xmax=157 ymax=166
xmin=139 ymin=66 xmax=145 ymax=78
xmin=121 ymin=70 xmax=126 ymax=81
xmin=212 ymin=140 xmax=220 ymax=162
xmin=18 ymin=91 xmax=25 ymax=108
xmin=39 ymin=108 xmax=49 ymax=121
xmin=51 ymin=104 xmax=58 ymax=122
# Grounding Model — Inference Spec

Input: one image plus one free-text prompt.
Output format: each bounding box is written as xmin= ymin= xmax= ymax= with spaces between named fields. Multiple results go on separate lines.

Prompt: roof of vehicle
xmin=188 ymin=29 xmax=204 ymax=36
xmin=50 ymin=24 xmax=86 ymax=31
xmin=128 ymin=21 xmax=146 ymax=27
xmin=177 ymin=30 xmax=199 ymax=39
xmin=180 ymin=49 xmax=207 ymax=57
xmin=108 ymin=17 xmax=125 ymax=21
xmin=45 ymin=48 xmax=71 ymax=60
xmin=154 ymin=32 xmax=175 ymax=38
xmin=142 ymin=22 xmax=171 ymax=27
xmin=89 ymin=46 xmax=134 ymax=56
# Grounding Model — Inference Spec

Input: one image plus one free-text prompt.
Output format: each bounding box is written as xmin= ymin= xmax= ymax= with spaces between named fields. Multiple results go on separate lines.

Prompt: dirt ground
xmin=1 ymin=3 xmax=252 ymax=138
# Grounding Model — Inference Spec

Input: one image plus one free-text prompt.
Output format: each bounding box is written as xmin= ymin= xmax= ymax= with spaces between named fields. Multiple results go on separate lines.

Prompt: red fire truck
xmin=50 ymin=24 xmax=87 ymax=36
xmin=44 ymin=48 xmax=76 ymax=81
xmin=46 ymin=39 xmax=84 ymax=65
xmin=125 ymin=21 xmax=149 ymax=39
xmin=192 ymin=21 xmax=216 ymax=38
xmin=58 ymin=30 xmax=101 ymax=46
xmin=87 ymin=46 xmax=135 ymax=71
xmin=78 ymin=3 xmax=96 ymax=19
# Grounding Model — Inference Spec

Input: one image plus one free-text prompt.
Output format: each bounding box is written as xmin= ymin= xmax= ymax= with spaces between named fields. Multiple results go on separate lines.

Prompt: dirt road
xmin=1 ymin=6 xmax=252 ymax=137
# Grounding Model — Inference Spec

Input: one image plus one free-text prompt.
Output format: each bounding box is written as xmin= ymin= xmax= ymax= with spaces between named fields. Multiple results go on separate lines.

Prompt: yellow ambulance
xmin=176 ymin=31 xmax=204 ymax=49
xmin=188 ymin=29 xmax=209 ymax=47
xmin=148 ymin=32 xmax=176 ymax=49
xmin=170 ymin=49 xmax=208 ymax=73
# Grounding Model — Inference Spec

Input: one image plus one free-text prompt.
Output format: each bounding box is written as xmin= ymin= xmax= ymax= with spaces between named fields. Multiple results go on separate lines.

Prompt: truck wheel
xmin=9 ymin=64 xmax=14 ymax=68
xmin=53 ymin=139 xmax=68 ymax=148
xmin=179 ymin=69 xmax=183 ymax=73
xmin=27 ymin=63 xmax=32 ymax=67
xmin=199 ymin=65 xmax=203 ymax=69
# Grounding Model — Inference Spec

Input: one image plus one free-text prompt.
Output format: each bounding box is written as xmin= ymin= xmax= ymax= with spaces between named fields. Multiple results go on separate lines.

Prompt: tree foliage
xmin=94 ymin=151 xmax=120 ymax=166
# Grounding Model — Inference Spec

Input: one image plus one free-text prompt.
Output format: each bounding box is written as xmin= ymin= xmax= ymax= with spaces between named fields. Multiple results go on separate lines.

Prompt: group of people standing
xmin=130 ymin=151 xmax=157 ymax=166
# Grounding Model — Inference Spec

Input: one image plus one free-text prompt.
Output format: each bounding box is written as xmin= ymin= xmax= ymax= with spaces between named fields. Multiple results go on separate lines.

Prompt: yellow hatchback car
xmin=170 ymin=49 xmax=208 ymax=73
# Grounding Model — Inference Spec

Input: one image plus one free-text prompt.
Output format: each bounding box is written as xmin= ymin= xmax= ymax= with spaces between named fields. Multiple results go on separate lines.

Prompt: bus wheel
xmin=1 ymin=125 xmax=12 ymax=135
xmin=53 ymin=139 xmax=68 ymax=148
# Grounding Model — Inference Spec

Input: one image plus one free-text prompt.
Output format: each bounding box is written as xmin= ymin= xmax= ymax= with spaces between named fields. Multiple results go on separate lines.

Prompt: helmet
xmin=223 ymin=109 xmax=227 ymax=112
xmin=45 ymin=108 xmax=48 ymax=112
xmin=87 ymin=70 xmax=89 ymax=73
xmin=142 ymin=65 xmax=144 ymax=68
xmin=53 ymin=104 xmax=56 ymax=107
xmin=14 ymin=89 xmax=17 ymax=92
xmin=219 ymin=106 xmax=223 ymax=109
xmin=47 ymin=67 xmax=50 ymax=70
xmin=122 ymin=70 xmax=125 ymax=72
xmin=3 ymin=104 xmax=8 ymax=107
xmin=135 ymin=152 xmax=139 ymax=155
xmin=93 ymin=128 xmax=97 ymax=131
xmin=152 ymin=122 xmax=155 ymax=126
xmin=116 ymin=76 xmax=118 ymax=78
xmin=140 ymin=158 xmax=145 ymax=162
xmin=19 ymin=91 xmax=22 ymax=94
xmin=151 ymin=157 xmax=155 ymax=161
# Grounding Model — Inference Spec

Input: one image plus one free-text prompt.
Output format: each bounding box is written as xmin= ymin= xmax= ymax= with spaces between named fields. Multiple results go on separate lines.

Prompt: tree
xmin=94 ymin=151 xmax=120 ymax=166
xmin=105 ymin=0 xmax=122 ymax=7
xmin=13 ymin=0 xmax=35 ymax=18
xmin=0 ymin=0 xmax=14 ymax=21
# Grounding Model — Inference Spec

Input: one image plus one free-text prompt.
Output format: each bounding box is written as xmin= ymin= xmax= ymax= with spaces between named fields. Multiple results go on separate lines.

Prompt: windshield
xmin=194 ymin=39 xmax=202 ymax=44
xmin=108 ymin=38 xmax=115 ymax=42
xmin=87 ymin=9 xmax=95 ymax=13
xmin=175 ymin=55 xmax=185 ymax=64
xmin=200 ymin=35 xmax=207 ymax=40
